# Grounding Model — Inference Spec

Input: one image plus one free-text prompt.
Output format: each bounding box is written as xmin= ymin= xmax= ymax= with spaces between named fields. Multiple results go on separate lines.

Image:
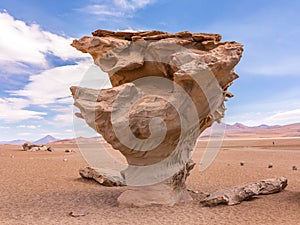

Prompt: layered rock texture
xmin=79 ymin=167 xmax=126 ymax=187
xmin=71 ymin=29 xmax=243 ymax=206
xmin=201 ymin=177 xmax=288 ymax=206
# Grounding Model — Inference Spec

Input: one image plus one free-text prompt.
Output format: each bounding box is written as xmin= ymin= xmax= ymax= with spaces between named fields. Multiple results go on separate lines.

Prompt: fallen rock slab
xmin=200 ymin=177 xmax=288 ymax=206
xmin=22 ymin=143 xmax=53 ymax=152
xmin=79 ymin=167 xmax=126 ymax=186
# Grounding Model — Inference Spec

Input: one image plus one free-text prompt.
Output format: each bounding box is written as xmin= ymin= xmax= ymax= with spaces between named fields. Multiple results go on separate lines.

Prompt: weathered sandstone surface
xmin=201 ymin=177 xmax=288 ymax=206
xmin=71 ymin=29 xmax=243 ymax=206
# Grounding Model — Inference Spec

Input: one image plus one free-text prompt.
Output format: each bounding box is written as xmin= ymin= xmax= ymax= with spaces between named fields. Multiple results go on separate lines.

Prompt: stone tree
xmin=71 ymin=29 xmax=243 ymax=206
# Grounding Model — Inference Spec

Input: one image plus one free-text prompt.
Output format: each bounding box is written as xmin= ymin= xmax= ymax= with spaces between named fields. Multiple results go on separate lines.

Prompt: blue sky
xmin=0 ymin=0 xmax=300 ymax=141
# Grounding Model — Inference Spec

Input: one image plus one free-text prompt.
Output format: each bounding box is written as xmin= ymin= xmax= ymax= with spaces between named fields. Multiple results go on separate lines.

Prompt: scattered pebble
xmin=240 ymin=161 xmax=245 ymax=166
xmin=10 ymin=155 xmax=15 ymax=158
xmin=268 ymin=163 xmax=273 ymax=168
xmin=69 ymin=210 xmax=88 ymax=217
xmin=65 ymin=149 xmax=75 ymax=153
xmin=63 ymin=158 xmax=68 ymax=162
xmin=292 ymin=166 xmax=298 ymax=171
xmin=187 ymin=189 xmax=199 ymax=194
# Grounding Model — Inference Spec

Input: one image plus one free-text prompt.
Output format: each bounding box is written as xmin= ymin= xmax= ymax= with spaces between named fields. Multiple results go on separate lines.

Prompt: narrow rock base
xmin=118 ymin=183 xmax=193 ymax=207
xmin=118 ymin=160 xmax=195 ymax=207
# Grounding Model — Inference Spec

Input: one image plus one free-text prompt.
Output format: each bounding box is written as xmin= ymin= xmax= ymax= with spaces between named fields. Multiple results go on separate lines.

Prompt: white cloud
xmin=0 ymin=97 xmax=46 ymax=123
xmin=51 ymin=105 xmax=74 ymax=125
xmin=263 ymin=109 xmax=300 ymax=125
xmin=83 ymin=5 xmax=124 ymax=17
xmin=81 ymin=0 xmax=155 ymax=19
xmin=0 ymin=12 xmax=86 ymax=73
xmin=0 ymin=57 xmax=96 ymax=125
xmin=0 ymin=11 xmax=108 ymax=139
xmin=0 ymin=10 xmax=124 ymax=132
xmin=10 ymin=60 xmax=92 ymax=105
xmin=6 ymin=61 xmax=110 ymax=126
xmin=0 ymin=97 xmax=30 ymax=109
xmin=53 ymin=113 xmax=74 ymax=125
xmin=17 ymin=125 xmax=39 ymax=129
xmin=18 ymin=132 xmax=33 ymax=137
xmin=0 ymin=60 xmax=97 ymax=124
xmin=56 ymin=97 xmax=74 ymax=104
xmin=113 ymin=0 xmax=154 ymax=10
xmin=65 ymin=129 xmax=73 ymax=133
xmin=11 ymin=62 xmax=110 ymax=106
xmin=226 ymin=109 xmax=300 ymax=126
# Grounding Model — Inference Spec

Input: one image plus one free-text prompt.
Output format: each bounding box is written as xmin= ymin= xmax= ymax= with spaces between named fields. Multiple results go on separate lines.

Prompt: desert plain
xmin=0 ymin=125 xmax=300 ymax=225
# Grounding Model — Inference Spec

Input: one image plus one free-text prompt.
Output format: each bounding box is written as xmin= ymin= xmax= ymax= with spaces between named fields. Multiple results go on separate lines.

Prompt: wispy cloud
xmin=0 ymin=11 xmax=113 ymax=139
xmin=2 ymin=61 xmax=110 ymax=128
xmin=0 ymin=60 xmax=96 ymax=126
xmin=10 ymin=61 xmax=92 ymax=105
xmin=79 ymin=0 xmax=156 ymax=19
xmin=50 ymin=105 xmax=74 ymax=126
xmin=53 ymin=110 xmax=74 ymax=125
xmin=0 ymin=97 xmax=46 ymax=123
xmin=0 ymin=12 xmax=96 ymax=126
xmin=226 ymin=94 xmax=300 ymax=123
xmin=17 ymin=125 xmax=40 ymax=129
xmin=0 ymin=11 xmax=86 ymax=74
xmin=263 ymin=109 xmax=300 ymax=125
xmin=226 ymin=108 xmax=300 ymax=126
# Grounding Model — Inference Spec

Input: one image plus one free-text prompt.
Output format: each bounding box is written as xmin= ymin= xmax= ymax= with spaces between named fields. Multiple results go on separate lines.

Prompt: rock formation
xmin=22 ymin=143 xmax=53 ymax=152
xmin=201 ymin=177 xmax=288 ymax=206
xmin=71 ymin=29 xmax=243 ymax=206
xmin=79 ymin=167 xmax=126 ymax=186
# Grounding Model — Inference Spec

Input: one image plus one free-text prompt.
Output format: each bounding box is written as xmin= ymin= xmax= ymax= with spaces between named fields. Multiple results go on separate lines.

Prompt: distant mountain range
xmin=0 ymin=139 xmax=29 ymax=145
xmin=210 ymin=122 xmax=300 ymax=138
xmin=225 ymin=123 xmax=282 ymax=130
xmin=0 ymin=135 xmax=59 ymax=145
xmin=33 ymin=135 xmax=59 ymax=144
xmin=1 ymin=123 xmax=300 ymax=145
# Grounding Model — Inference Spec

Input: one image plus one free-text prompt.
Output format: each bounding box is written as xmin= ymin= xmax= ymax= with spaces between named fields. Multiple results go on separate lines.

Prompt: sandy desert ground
xmin=0 ymin=137 xmax=299 ymax=225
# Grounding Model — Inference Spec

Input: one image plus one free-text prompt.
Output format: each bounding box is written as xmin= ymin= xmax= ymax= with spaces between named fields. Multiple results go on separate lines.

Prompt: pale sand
xmin=0 ymin=138 xmax=299 ymax=224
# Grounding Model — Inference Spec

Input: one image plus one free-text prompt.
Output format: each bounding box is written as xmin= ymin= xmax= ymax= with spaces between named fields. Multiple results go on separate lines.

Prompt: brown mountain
xmin=225 ymin=122 xmax=300 ymax=138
